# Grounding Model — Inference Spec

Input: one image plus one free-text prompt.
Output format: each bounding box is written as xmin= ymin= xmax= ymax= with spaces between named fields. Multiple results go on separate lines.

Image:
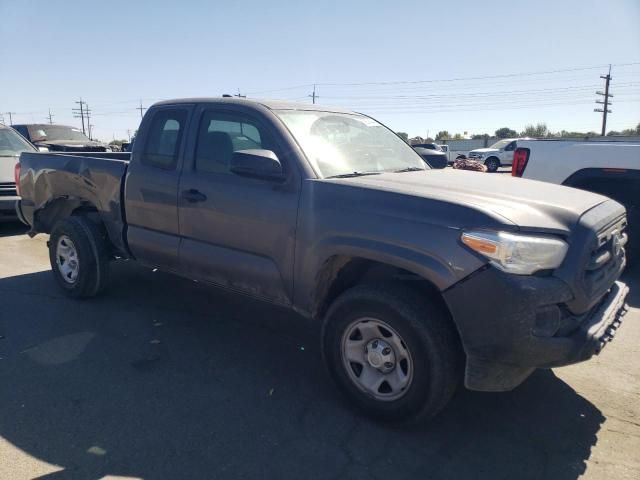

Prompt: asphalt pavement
xmin=0 ymin=222 xmax=638 ymax=480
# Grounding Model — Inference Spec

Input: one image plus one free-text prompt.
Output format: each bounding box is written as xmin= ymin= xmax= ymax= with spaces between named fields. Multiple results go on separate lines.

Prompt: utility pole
xmin=73 ymin=98 xmax=87 ymax=135
xmin=47 ymin=109 xmax=54 ymax=124
xmin=4 ymin=112 xmax=16 ymax=125
xmin=595 ymin=65 xmax=613 ymax=136
xmin=137 ymin=100 xmax=146 ymax=119
xmin=126 ymin=129 xmax=132 ymax=141
xmin=234 ymin=88 xmax=246 ymax=98
xmin=309 ymin=84 xmax=318 ymax=104
xmin=85 ymin=104 xmax=93 ymax=139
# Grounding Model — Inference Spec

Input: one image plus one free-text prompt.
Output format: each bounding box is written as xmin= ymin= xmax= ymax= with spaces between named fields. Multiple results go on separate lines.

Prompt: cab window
xmin=141 ymin=109 xmax=188 ymax=169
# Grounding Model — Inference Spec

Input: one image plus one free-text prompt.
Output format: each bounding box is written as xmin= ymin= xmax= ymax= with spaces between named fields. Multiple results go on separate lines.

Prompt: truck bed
xmin=18 ymin=151 xmax=130 ymax=254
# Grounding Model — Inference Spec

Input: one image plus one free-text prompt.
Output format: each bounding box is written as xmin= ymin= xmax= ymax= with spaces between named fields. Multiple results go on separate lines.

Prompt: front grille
xmin=583 ymin=216 xmax=627 ymax=299
xmin=0 ymin=182 xmax=17 ymax=197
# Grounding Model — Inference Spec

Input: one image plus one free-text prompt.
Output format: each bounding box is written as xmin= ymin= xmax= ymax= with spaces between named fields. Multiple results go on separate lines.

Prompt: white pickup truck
xmin=512 ymin=139 xmax=640 ymax=253
xmin=467 ymin=138 xmax=520 ymax=172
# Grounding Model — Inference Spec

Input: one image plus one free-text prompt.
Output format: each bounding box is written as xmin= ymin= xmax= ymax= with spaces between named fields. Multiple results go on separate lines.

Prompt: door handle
xmin=181 ymin=189 xmax=207 ymax=203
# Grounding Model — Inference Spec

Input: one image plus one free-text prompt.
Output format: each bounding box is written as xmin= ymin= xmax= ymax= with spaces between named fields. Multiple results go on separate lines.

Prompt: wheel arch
xmin=34 ymin=196 xmax=126 ymax=256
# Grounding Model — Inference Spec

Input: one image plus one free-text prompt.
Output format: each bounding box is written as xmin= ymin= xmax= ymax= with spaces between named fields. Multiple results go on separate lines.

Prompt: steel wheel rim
xmin=56 ymin=235 xmax=79 ymax=284
xmin=341 ymin=317 xmax=413 ymax=401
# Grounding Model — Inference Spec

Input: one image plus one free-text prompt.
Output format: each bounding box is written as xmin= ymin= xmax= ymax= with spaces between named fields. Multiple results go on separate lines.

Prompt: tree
xmin=471 ymin=133 xmax=489 ymax=140
xmin=452 ymin=133 xmax=464 ymax=140
xmin=521 ymin=123 xmax=549 ymax=138
xmin=435 ymin=130 xmax=450 ymax=140
xmin=396 ymin=132 xmax=409 ymax=142
xmin=495 ymin=127 xmax=517 ymax=138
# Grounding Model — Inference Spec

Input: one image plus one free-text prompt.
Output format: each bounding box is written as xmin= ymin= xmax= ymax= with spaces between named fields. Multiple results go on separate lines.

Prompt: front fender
xmin=293 ymin=233 xmax=487 ymax=317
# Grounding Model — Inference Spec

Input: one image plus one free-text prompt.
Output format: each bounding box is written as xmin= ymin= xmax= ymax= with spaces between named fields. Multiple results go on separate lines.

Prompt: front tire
xmin=49 ymin=216 xmax=110 ymax=298
xmin=485 ymin=157 xmax=500 ymax=172
xmin=322 ymin=284 xmax=461 ymax=423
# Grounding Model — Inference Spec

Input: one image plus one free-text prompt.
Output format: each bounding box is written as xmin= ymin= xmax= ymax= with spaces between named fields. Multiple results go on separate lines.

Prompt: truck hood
xmin=327 ymin=169 xmax=610 ymax=234
xmin=469 ymin=148 xmax=499 ymax=155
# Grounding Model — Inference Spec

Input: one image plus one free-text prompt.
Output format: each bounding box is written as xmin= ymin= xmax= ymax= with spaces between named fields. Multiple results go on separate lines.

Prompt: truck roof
xmin=153 ymin=97 xmax=355 ymax=114
xmin=11 ymin=123 xmax=77 ymax=129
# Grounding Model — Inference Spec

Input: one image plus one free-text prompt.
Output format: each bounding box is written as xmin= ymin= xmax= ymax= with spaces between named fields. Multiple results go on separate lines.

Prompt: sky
xmin=0 ymin=0 xmax=638 ymax=141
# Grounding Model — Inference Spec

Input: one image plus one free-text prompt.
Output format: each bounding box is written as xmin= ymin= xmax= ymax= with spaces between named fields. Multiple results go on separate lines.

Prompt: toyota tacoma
xmin=16 ymin=98 xmax=630 ymax=422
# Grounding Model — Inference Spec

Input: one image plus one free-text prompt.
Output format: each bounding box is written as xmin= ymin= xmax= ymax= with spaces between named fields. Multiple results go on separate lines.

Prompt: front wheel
xmin=484 ymin=157 xmax=500 ymax=172
xmin=322 ymin=284 xmax=461 ymax=423
xmin=49 ymin=216 xmax=110 ymax=298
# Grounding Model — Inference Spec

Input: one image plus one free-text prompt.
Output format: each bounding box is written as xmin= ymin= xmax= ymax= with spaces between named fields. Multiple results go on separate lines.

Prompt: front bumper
xmin=443 ymin=266 xmax=629 ymax=392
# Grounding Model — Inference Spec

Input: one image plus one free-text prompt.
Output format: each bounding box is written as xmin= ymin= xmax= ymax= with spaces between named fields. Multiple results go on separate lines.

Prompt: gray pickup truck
xmin=16 ymin=98 xmax=630 ymax=422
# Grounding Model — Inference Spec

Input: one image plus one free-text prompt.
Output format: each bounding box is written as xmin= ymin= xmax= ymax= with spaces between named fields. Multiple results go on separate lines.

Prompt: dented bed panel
xmin=18 ymin=152 xmax=129 ymax=253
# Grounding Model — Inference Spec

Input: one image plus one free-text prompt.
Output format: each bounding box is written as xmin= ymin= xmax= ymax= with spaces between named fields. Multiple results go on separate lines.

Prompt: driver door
xmin=177 ymin=106 xmax=300 ymax=305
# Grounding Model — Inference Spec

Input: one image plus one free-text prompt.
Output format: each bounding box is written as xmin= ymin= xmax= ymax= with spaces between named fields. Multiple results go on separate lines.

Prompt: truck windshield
xmin=28 ymin=125 xmax=90 ymax=142
xmin=488 ymin=139 xmax=513 ymax=149
xmin=276 ymin=110 xmax=427 ymax=178
xmin=0 ymin=128 xmax=36 ymax=156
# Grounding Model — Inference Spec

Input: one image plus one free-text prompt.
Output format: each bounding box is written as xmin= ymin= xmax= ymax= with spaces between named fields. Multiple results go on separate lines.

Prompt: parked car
xmin=413 ymin=146 xmax=448 ymax=169
xmin=16 ymin=98 xmax=629 ymax=422
xmin=512 ymin=139 xmax=639 ymax=254
xmin=12 ymin=124 xmax=111 ymax=152
xmin=412 ymin=142 xmax=442 ymax=151
xmin=468 ymin=138 xmax=520 ymax=172
xmin=0 ymin=123 xmax=37 ymax=220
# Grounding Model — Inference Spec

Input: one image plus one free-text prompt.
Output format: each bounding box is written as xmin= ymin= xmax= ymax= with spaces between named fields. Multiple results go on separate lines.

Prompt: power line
xmin=244 ymin=61 xmax=640 ymax=94
xmin=595 ymin=65 xmax=613 ymax=135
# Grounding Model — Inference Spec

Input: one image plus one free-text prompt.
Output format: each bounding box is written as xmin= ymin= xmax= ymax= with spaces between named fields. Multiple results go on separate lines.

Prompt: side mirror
xmin=230 ymin=149 xmax=284 ymax=181
xmin=37 ymin=146 xmax=49 ymax=152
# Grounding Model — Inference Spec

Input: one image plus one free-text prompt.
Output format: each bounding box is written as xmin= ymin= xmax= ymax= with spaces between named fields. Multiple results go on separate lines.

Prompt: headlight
xmin=461 ymin=230 xmax=568 ymax=275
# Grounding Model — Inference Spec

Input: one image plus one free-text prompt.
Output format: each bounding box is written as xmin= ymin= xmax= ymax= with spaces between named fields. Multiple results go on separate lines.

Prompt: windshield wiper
xmin=326 ymin=171 xmax=382 ymax=179
xmin=394 ymin=167 xmax=425 ymax=173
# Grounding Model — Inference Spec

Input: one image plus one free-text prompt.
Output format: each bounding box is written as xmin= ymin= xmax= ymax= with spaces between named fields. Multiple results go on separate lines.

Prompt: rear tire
xmin=49 ymin=216 xmax=110 ymax=298
xmin=485 ymin=157 xmax=500 ymax=172
xmin=322 ymin=284 xmax=461 ymax=423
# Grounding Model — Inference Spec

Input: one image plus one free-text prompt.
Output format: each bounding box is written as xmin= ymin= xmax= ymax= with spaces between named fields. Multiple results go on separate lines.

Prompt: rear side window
xmin=194 ymin=111 xmax=268 ymax=174
xmin=13 ymin=126 xmax=29 ymax=139
xmin=141 ymin=109 xmax=188 ymax=169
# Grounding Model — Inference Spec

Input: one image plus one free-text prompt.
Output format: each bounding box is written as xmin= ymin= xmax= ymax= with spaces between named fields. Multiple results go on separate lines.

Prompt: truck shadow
xmin=0 ymin=263 xmax=606 ymax=480
xmin=0 ymin=220 xmax=28 ymax=237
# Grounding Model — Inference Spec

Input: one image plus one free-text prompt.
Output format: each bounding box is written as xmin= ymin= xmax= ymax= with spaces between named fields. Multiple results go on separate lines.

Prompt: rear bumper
xmin=0 ymin=196 xmax=20 ymax=219
xmin=444 ymin=267 xmax=629 ymax=392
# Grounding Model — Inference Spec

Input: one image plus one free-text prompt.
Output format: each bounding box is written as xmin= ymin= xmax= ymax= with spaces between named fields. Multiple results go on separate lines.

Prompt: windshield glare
xmin=0 ymin=128 xmax=36 ymax=156
xmin=488 ymin=139 xmax=513 ymax=149
xmin=276 ymin=110 xmax=427 ymax=178
xmin=28 ymin=125 xmax=90 ymax=142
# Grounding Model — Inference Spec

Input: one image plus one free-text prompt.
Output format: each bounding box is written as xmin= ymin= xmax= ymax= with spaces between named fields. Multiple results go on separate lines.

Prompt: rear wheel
xmin=49 ymin=216 xmax=110 ymax=298
xmin=322 ymin=284 xmax=461 ymax=423
xmin=485 ymin=157 xmax=500 ymax=172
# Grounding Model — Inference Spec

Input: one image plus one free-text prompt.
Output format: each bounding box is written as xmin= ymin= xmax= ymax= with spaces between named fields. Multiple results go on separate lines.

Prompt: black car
xmin=413 ymin=146 xmax=448 ymax=169
xmin=12 ymin=124 xmax=110 ymax=152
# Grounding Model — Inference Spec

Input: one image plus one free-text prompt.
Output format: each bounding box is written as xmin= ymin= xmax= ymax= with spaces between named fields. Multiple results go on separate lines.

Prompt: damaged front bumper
xmin=443 ymin=266 xmax=630 ymax=392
